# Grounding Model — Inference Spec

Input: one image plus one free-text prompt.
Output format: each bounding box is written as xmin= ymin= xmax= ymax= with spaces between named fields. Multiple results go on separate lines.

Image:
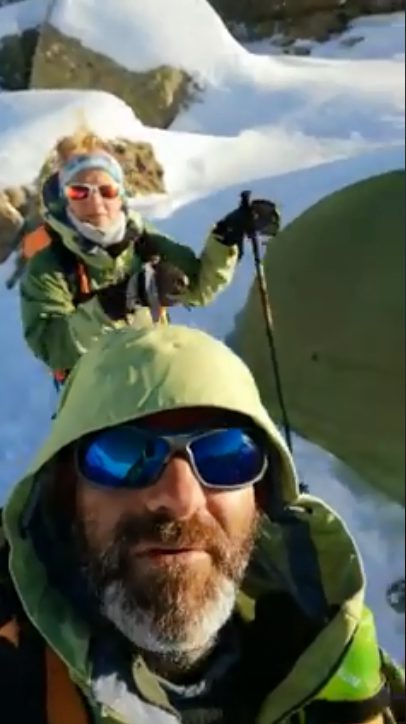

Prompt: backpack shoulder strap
xmin=22 ymin=225 xmax=52 ymax=260
xmin=0 ymin=509 xmax=91 ymax=724
xmin=45 ymin=226 xmax=92 ymax=305
xmin=46 ymin=647 xmax=90 ymax=724
xmin=0 ymin=508 xmax=47 ymax=722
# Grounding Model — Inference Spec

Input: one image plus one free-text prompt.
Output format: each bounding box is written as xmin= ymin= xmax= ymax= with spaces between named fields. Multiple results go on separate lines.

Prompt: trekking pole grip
xmin=240 ymin=190 xmax=255 ymax=238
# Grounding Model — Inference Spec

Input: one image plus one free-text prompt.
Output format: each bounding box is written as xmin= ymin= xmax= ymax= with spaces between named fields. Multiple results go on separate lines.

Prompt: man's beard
xmin=73 ymin=509 xmax=259 ymax=669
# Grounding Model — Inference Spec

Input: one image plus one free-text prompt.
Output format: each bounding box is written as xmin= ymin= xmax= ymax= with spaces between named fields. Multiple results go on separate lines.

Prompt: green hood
xmin=16 ymin=324 xmax=299 ymax=500
xmin=4 ymin=326 xmax=368 ymax=723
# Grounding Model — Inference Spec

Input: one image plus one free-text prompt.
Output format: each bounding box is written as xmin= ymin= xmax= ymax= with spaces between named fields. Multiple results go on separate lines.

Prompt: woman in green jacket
xmin=20 ymin=147 xmax=278 ymax=378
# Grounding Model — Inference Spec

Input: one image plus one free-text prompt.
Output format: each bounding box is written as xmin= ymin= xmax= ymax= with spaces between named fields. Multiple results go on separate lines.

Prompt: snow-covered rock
xmin=30 ymin=0 xmax=227 ymax=127
xmin=0 ymin=0 xmax=48 ymax=89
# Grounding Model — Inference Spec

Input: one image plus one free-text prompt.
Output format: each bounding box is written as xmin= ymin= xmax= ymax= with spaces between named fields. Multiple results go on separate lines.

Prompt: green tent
xmin=230 ymin=171 xmax=405 ymax=506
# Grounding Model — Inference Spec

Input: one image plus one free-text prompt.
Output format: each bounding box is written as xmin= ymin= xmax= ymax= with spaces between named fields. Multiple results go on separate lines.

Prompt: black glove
xmin=213 ymin=196 xmax=281 ymax=259
xmin=138 ymin=259 xmax=190 ymax=307
xmin=135 ymin=232 xmax=190 ymax=306
xmin=97 ymin=276 xmax=135 ymax=320
xmin=98 ymin=260 xmax=190 ymax=320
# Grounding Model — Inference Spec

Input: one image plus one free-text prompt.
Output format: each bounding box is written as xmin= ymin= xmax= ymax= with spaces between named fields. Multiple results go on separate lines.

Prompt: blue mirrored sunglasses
xmin=76 ymin=425 xmax=268 ymax=491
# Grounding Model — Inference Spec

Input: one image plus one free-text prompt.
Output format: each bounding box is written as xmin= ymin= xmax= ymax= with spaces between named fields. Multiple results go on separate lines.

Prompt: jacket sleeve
xmin=19 ymin=255 xmax=118 ymax=372
xmin=309 ymin=608 xmax=398 ymax=724
xmin=145 ymin=224 xmax=239 ymax=306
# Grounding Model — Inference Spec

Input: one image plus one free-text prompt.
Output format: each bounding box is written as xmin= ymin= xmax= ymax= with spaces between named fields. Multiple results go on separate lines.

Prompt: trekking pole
xmin=240 ymin=190 xmax=294 ymax=454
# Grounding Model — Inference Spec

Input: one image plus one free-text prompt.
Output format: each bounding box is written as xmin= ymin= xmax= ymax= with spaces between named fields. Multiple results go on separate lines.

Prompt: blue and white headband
xmin=59 ymin=152 xmax=125 ymax=195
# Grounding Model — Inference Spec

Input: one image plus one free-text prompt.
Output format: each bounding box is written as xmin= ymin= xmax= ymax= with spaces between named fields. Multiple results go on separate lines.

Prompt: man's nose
xmin=144 ymin=456 xmax=207 ymax=520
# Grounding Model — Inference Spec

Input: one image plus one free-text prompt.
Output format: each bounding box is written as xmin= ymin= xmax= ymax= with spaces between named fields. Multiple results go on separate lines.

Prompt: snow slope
xmin=48 ymin=0 xmax=404 ymax=142
xmin=295 ymin=434 xmax=404 ymax=662
xmin=0 ymin=2 xmax=404 ymax=659
xmin=310 ymin=11 xmax=405 ymax=60
xmin=247 ymin=11 xmax=405 ymax=61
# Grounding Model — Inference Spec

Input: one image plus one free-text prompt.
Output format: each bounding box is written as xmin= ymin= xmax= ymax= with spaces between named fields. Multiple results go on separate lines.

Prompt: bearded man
xmin=1 ymin=326 xmax=403 ymax=724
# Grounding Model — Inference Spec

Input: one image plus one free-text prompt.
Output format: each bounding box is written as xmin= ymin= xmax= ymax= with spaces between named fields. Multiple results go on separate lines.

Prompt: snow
xmin=0 ymin=0 xmax=404 ymax=661
xmin=0 ymin=256 xmax=53 ymax=485
xmin=0 ymin=0 xmax=49 ymax=40
xmin=246 ymin=12 xmax=406 ymax=61
xmin=48 ymin=0 xmax=404 ymax=143
xmin=311 ymin=12 xmax=406 ymax=60
xmin=50 ymin=0 xmax=243 ymax=80
xmin=0 ymin=90 xmax=142 ymax=187
xmin=295 ymin=434 xmax=405 ymax=662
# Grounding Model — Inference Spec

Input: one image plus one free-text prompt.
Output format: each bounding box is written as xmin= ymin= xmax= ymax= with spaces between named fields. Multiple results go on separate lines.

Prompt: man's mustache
xmin=78 ymin=511 xmax=228 ymax=587
xmin=114 ymin=512 xmax=228 ymax=562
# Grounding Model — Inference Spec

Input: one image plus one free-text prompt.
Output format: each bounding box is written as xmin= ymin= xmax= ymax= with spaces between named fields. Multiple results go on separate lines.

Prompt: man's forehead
xmin=133 ymin=406 xmax=251 ymax=431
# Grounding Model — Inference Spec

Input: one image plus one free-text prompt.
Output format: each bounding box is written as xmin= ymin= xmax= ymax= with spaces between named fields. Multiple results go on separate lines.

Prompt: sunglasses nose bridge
xmin=156 ymin=438 xmax=198 ymax=482
xmin=89 ymin=185 xmax=103 ymax=198
xmin=87 ymin=186 xmax=109 ymax=205
xmin=163 ymin=436 xmax=191 ymax=461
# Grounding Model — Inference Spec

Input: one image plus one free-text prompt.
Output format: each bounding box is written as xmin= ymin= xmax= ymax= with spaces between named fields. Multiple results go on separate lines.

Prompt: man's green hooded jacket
xmin=3 ymin=327 xmax=402 ymax=723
